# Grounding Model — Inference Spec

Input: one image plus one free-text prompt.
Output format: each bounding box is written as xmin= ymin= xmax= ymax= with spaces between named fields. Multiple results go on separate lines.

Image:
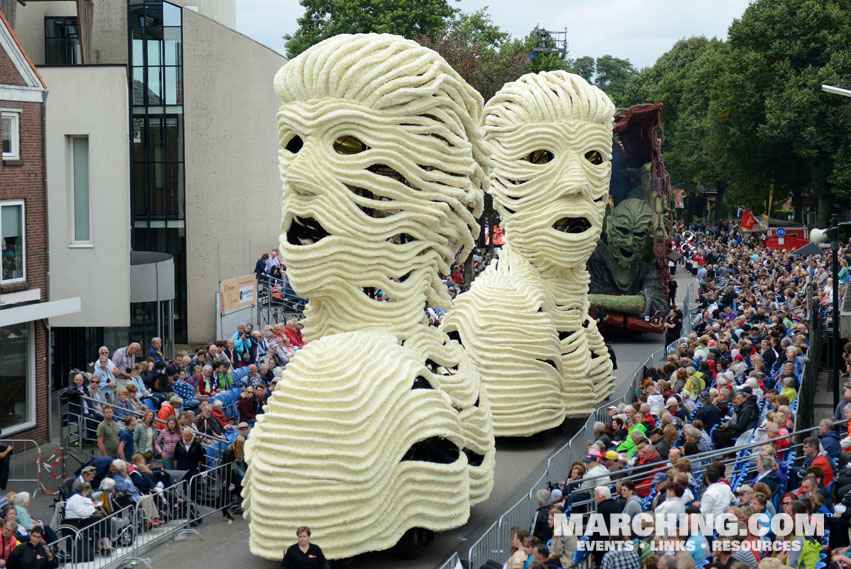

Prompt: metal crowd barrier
xmin=435 ymin=551 xmax=461 ymax=569
xmin=0 ymin=438 xmax=67 ymax=497
xmin=460 ymin=318 xmax=822 ymax=569
xmin=49 ymin=460 xmax=241 ymax=569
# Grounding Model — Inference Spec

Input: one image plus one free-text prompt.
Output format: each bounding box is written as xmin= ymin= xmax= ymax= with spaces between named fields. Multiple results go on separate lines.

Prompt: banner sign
xmin=220 ymin=274 xmax=257 ymax=312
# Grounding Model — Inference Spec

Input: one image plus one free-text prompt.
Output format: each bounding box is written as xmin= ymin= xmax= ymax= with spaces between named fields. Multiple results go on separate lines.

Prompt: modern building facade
xmin=5 ymin=0 xmax=286 ymax=391
xmin=0 ymin=10 xmax=80 ymax=439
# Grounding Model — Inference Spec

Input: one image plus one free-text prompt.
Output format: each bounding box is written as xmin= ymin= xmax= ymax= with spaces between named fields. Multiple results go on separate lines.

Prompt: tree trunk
xmin=684 ymin=188 xmax=697 ymax=225
xmin=816 ymin=193 xmax=833 ymax=228
xmin=792 ymin=187 xmax=803 ymax=225
xmin=714 ymin=181 xmax=725 ymax=222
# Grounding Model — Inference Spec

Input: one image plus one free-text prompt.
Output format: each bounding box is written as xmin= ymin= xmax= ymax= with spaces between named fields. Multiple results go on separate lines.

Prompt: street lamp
xmin=811 ymin=216 xmax=851 ymax=407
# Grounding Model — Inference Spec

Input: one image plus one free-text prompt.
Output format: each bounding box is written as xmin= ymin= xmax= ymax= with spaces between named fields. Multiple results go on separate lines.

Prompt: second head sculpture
xmin=242 ymin=34 xmax=495 ymax=560
xmin=442 ymin=71 xmax=616 ymax=436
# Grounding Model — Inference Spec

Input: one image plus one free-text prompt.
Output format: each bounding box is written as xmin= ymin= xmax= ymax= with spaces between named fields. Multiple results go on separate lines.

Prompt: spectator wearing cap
xmin=649 ymin=428 xmax=670 ymax=460
xmin=693 ymin=391 xmax=721 ymax=433
xmin=603 ymin=450 xmax=624 ymax=479
xmin=665 ymin=397 xmax=687 ymax=424
xmin=580 ymin=450 xmax=611 ymax=492
xmin=735 ymin=484 xmax=754 ymax=507
xmin=651 ymin=471 xmax=668 ymax=509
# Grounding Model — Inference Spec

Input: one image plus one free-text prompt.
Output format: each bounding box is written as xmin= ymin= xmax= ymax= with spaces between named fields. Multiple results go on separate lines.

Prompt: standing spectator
xmin=112 ymin=343 xmax=140 ymax=380
xmin=4 ymin=526 xmax=56 ymax=569
xmin=281 ymin=527 xmax=330 ymax=569
xmin=237 ymin=388 xmax=258 ymax=424
xmin=96 ymin=406 xmax=119 ymax=457
xmin=173 ymin=429 xmax=205 ymax=478
xmin=92 ymin=355 xmax=117 ymax=403
xmin=155 ymin=417 xmax=181 ymax=470
xmin=117 ymin=416 xmax=136 ymax=462
xmin=134 ymin=410 xmax=157 ymax=462
xmin=698 ymin=465 xmax=734 ymax=526
xmin=147 ymin=337 xmax=167 ymax=372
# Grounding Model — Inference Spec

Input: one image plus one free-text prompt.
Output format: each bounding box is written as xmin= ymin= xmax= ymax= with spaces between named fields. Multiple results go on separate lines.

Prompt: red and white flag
xmin=740 ymin=208 xmax=756 ymax=231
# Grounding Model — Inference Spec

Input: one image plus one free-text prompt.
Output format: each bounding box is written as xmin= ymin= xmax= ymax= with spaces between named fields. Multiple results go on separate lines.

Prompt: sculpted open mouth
xmin=552 ymin=217 xmax=592 ymax=234
xmin=286 ymin=216 xmax=331 ymax=246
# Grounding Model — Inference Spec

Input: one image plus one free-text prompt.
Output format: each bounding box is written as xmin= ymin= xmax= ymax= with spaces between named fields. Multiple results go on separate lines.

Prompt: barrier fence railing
xmin=458 ymin=312 xmax=821 ymax=569
xmin=435 ymin=551 xmax=461 ymax=569
xmin=48 ymin=460 xmax=242 ymax=569
xmin=0 ymin=438 xmax=67 ymax=497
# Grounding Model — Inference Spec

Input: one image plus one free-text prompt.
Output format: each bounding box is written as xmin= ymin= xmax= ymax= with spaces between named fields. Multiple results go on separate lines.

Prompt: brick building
xmin=0 ymin=10 xmax=79 ymax=441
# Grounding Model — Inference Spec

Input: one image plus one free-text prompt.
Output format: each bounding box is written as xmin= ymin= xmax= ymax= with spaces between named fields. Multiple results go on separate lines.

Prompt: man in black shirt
xmin=5 ymin=526 xmax=57 ymax=569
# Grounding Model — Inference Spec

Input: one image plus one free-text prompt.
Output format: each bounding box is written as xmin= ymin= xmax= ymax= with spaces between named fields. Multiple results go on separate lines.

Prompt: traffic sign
xmin=776 ymin=227 xmax=787 ymax=237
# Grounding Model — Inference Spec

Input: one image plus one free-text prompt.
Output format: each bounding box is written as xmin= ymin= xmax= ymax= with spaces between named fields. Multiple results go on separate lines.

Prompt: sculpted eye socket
xmin=522 ymin=150 xmax=554 ymax=164
xmin=334 ymin=135 xmax=369 ymax=155
xmin=584 ymin=150 xmax=603 ymax=165
xmin=284 ymin=135 xmax=303 ymax=154
xmin=616 ymin=226 xmax=629 ymax=236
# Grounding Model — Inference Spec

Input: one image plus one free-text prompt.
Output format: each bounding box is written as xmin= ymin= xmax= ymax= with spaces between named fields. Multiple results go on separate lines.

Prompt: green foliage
xmin=593 ymin=55 xmax=636 ymax=107
xmin=415 ymin=9 xmax=530 ymax=102
xmin=629 ymin=0 xmax=851 ymax=224
xmin=284 ymin=0 xmax=458 ymax=58
xmin=569 ymin=56 xmax=595 ymax=82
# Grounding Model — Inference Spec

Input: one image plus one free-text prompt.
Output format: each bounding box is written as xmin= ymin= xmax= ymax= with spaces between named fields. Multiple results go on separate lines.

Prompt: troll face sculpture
xmin=245 ymin=34 xmax=495 ymax=560
xmin=605 ymin=197 xmax=653 ymax=268
xmin=276 ymin=34 xmax=485 ymax=340
xmin=484 ymin=72 xmax=614 ymax=272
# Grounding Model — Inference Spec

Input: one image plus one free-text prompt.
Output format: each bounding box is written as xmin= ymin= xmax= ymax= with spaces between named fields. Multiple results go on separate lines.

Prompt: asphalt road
xmin=144 ymin=272 xmax=694 ymax=569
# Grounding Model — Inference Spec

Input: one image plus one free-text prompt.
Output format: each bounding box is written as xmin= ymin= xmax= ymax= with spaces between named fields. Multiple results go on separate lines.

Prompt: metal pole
xmin=833 ymin=213 xmax=841 ymax=409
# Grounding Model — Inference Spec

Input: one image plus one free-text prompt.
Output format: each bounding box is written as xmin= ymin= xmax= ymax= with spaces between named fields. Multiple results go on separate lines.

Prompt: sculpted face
xmin=274 ymin=34 xmax=485 ymax=336
xmin=484 ymin=72 xmax=614 ymax=270
xmin=605 ymin=198 xmax=652 ymax=267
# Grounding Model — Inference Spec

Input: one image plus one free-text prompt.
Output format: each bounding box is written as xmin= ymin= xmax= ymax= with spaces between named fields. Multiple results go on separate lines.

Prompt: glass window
xmin=44 ymin=17 xmax=80 ymax=65
xmin=1 ymin=202 xmax=25 ymax=283
xmin=163 ymin=2 xmax=182 ymax=27
xmin=0 ymin=323 xmax=34 ymax=434
xmin=2 ymin=112 xmax=20 ymax=160
xmin=72 ymin=137 xmax=91 ymax=242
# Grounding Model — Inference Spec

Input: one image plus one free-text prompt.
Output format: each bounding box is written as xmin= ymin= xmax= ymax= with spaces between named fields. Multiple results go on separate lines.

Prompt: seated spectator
xmin=284 ymin=319 xmax=305 ymax=348
xmin=195 ymin=404 xmax=227 ymax=440
xmin=92 ymin=354 xmax=117 ymax=403
xmin=819 ymin=418 xmax=842 ymax=460
xmin=215 ymin=361 xmax=235 ymax=391
xmin=13 ymin=492 xmax=58 ymax=544
xmin=0 ymin=519 xmax=18 ymax=565
xmin=234 ymin=390 xmax=255 ymax=425
xmin=196 ymin=365 xmax=218 ymax=398
xmin=172 ymin=371 xmax=200 ymax=410
xmin=156 ymin=396 xmax=182 ymax=428
xmin=713 ymin=391 xmax=759 ymax=449
xmin=124 ymin=384 xmax=146 ymax=413
xmin=63 ymin=482 xmax=103 ymax=523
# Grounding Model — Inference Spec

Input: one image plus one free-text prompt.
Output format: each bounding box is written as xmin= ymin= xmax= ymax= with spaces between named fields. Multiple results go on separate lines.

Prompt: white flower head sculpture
xmin=275 ymin=33 xmax=486 ymax=340
xmin=483 ymin=71 xmax=614 ymax=271
xmin=443 ymin=71 xmax=616 ymax=435
xmin=243 ymin=332 xmax=473 ymax=560
xmin=245 ymin=33 xmax=495 ymax=560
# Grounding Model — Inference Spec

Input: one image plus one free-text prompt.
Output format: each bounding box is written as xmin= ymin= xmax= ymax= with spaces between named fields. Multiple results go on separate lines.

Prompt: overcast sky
xmin=235 ymin=0 xmax=754 ymax=70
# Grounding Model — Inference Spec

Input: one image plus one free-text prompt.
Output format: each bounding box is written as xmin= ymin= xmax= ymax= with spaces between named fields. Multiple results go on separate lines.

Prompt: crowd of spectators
xmin=494 ymin=221 xmax=851 ymax=569
xmin=5 ymin=318 xmax=309 ymax=562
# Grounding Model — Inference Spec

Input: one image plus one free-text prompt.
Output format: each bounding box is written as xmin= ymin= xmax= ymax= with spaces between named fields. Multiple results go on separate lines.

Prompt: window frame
xmin=1 ymin=110 xmax=21 ymax=161
xmin=0 ymin=321 xmax=37 ymax=436
xmin=0 ymin=199 xmax=27 ymax=285
xmin=70 ymin=136 xmax=92 ymax=244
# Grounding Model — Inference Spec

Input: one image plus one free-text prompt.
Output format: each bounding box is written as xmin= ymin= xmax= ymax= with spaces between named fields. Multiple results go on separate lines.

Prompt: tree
xmin=415 ymin=9 xmax=530 ymax=102
xmin=593 ymin=55 xmax=636 ymax=107
xmin=569 ymin=56 xmax=595 ymax=82
xmin=284 ymin=0 xmax=458 ymax=58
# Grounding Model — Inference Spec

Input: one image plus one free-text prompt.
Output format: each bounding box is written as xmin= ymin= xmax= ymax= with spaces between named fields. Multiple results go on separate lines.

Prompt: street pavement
xmin=141 ymin=271 xmax=695 ymax=569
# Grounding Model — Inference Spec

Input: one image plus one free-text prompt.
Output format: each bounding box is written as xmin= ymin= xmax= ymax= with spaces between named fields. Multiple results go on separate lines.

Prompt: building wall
xmin=9 ymin=1 xmax=76 ymax=65
xmin=173 ymin=0 xmax=235 ymax=30
xmin=181 ymin=10 xmax=285 ymax=343
xmin=42 ymin=65 xmax=131 ymax=327
xmin=0 ymin=94 xmax=49 ymax=443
